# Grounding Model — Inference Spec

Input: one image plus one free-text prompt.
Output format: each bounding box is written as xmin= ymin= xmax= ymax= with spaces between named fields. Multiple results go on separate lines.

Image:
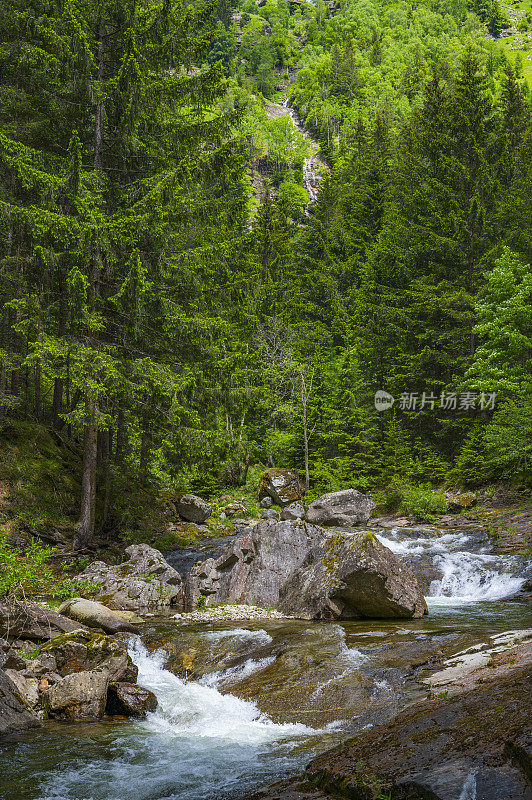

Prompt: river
xmin=0 ymin=525 xmax=530 ymax=800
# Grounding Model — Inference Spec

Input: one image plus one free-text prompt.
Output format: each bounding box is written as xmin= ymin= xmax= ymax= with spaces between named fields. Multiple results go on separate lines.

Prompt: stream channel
xmin=1 ymin=525 xmax=530 ymax=800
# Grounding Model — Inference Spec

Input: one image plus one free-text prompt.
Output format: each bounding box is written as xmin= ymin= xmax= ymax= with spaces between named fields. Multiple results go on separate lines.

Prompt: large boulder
xmin=43 ymin=669 xmax=109 ymax=720
xmin=106 ymin=682 xmax=157 ymax=717
xmin=176 ymin=494 xmax=212 ymax=523
xmin=305 ymin=488 xmax=375 ymax=527
xmin=0 ymin=600 xmax=80 ymax=642
xmin=58 ymin=598 xmax=138 ymax=635
xmin=185 ymin=520 xmax=323 ymax=610
xmin=39 ymin=630 xmax=143 ymax=721
xmin=0 ymin=668 xmax=41 ymax=737
xmin=40 ymin=630 xmax=133 ymax=681
xmin=258 ymin=468 xmax=305 ymax=507
xmin=278 ymin=532 xmax=427 ymax=620
xmin=78 ymin=544 xmax=183 ymax=612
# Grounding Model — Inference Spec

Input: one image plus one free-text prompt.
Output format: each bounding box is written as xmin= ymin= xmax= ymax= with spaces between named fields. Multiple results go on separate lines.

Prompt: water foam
xmin=428 ymin=552 xmax=526 ymax=604
xmin=34 ymin=639 xmax=317 ymax=800
xmin=200 ymin=656 xmax=276 ymax=688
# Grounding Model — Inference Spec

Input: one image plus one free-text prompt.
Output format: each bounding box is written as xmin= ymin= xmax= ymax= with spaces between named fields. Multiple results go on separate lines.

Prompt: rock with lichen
xmin=78 ymin=544 xmax=183 ymax=612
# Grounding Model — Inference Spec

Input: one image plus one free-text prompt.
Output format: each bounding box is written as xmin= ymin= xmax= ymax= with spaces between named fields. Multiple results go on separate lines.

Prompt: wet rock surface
xmin=238 ymin=640 xmax=532 ymax=800
xmin=106 ymin=681 xmax=157 ymax=717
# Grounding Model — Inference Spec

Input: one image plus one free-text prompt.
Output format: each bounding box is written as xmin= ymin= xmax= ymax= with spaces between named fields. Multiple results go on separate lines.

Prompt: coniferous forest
xmin=0 ymin=0 xmax=531 ymax=540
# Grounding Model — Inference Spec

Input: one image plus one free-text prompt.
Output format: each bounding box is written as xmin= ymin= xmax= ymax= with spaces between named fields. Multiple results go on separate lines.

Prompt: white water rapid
xmin=31 ymin=639 xmax=317 ymax=800
xmin=376 ymin=527 xmax=528 ymax=606
xmin=3 ymin=527 xmax=529 ymax=800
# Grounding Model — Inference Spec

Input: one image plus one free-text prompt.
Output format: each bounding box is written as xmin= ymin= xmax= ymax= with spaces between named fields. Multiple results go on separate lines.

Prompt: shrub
xmin=399 ymin=485 xmax=448 ymax=521
xmin=196 ymin=594 xmax=208 ymax=610
xmin=0 ymin=526 xmax=97 ymax=600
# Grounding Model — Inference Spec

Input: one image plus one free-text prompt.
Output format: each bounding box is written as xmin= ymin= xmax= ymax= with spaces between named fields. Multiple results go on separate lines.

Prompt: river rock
xmin=78 ymin=544 xmax=183 ymax=612
xmin=176 ymin=493 xmax=212 ymax=523
xmin=0 ymin=667 xmax=41 ymax=736
xmin=43 ymin=669 xmax=109 ymax=720
xmin=305 ymin=488 xmax=375 ymax=526
xmin=0 ymin=600 xmax=81 ymax=642
xmin=446 ymin=491 xmax=477 ymax=512
xmin=39 ymin=630 xmax=132 ymax=681
xmin=238 ymin=642 xmax=532 ymax=800
xmin=278 ymin=532 xmax=427 ymax=620
xmin=257 ymin=468 xmax=305 ymax=507
xmin=58 ymin=598 xmax=138 ymax=635
xmin=185 ymin=520 xmax=324 ymax=610
xmin=5 ymin=669 xmax=40 ymax=710
xmin=280 ymin=502 xmax=305 ymax=521
xmin=303 ymin=643 xmax=532 ymax=800
xmin=106 ymin=682 xmax=157 ymax=717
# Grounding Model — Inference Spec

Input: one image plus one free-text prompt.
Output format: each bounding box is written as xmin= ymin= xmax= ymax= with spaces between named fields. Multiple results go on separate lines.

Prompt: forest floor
xmin=0 ymin=420 xmax=530 ymax=564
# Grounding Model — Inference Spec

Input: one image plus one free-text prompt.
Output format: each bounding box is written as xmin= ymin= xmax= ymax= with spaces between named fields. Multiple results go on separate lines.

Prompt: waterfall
xmin=376 ymin=528 xmax=528 ymax=604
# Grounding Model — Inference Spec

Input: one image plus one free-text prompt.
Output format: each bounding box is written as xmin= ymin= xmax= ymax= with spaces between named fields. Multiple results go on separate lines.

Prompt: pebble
xmin=173 ymin=604 xmax=293 ymax=622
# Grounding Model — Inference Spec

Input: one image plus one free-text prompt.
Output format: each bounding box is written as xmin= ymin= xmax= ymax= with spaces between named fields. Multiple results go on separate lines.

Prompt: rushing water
xmin=0 ymin=525 xmax=530 ymax=800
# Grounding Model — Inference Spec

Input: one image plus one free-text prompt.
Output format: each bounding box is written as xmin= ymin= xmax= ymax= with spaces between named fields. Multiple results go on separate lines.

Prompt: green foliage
xmin=0 ymin=526 xmax=97 ymax=600
xmin=196 ymin=594 xmax=208 ymax=610
xmin=399 ymin=485 xmax=448 ymax=520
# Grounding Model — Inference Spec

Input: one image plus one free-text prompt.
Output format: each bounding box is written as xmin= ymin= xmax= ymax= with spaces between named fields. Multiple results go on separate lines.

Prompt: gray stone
xmin=185 ymin=520 xmax=324 ymax=610
xmin=176 ymin=494 xmax=212 ymax=523
xmin=0 ymin=600 xmax=80 ymax=642
xmin=305 ymin=488 xmax=375 ymax=527
xmin=280 ymin=502 xmax=305 ymax=521
xmin=78 ymin=544 xmax=183 ymax=612
xmin=260 ymin=496 xmax=273 ymax=508
xmin=5 ymin=669 xmax=40 ymax=709
xmin=58 ymin=598 xmax=138 ymax=634
xmin=43 ymin=670 xmax=109 ymax=720
xmin=0 ymin=668 xmax=41 ymax=736
xmin=261 ymin=509 xmax=279 ymax=520
xmin=278 ymin=531 xmax=427 ymax=620
xmin=106 ymin=682 xmax=157 ymax=717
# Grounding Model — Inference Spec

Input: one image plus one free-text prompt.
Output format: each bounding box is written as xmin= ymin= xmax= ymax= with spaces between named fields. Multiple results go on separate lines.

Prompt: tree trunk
xmin=115 ymin=408 xmax=125 ymax=463
xmin=52 ymin=379 xmax=63 ymax=428
xmin=139 ymin=410 xmax=150 ymax=480
xmin=34 ymin=361 xmax=41 ymax=421
xmin=75 ymin=398 xmax=98 ymax=550
xmin=99 ymin=429 xmax=112 ymax=534
xmin=94 ymin=19 xmax=105 ymax=172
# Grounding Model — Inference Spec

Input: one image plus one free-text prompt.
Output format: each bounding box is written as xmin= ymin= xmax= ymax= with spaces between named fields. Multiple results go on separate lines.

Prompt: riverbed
xmin=0 ymin=525 xmax=530 ymax=800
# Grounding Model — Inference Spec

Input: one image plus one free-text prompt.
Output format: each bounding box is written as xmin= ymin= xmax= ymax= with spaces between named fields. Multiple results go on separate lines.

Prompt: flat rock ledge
xmin=173 ymin=604 xmax=294 ymax=622
xmin=237 ymin=638 xmax=532 ymax=800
